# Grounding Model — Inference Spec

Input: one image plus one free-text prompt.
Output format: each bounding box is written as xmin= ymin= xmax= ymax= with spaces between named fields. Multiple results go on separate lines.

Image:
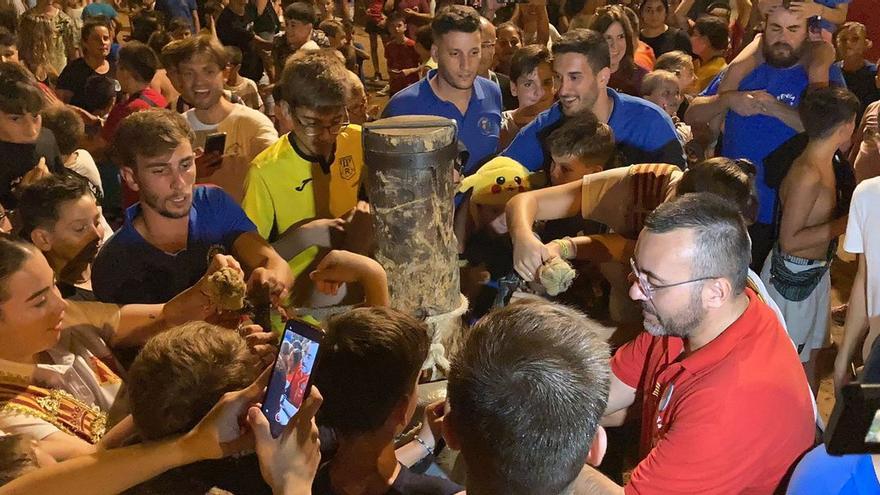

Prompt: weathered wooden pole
xmin=362 ymin=115 xmax=461 ymax=320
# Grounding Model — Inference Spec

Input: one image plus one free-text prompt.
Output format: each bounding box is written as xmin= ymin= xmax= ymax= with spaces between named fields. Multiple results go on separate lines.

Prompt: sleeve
xmin=0 ymin=411 xmax=61 ymax=440
xmin=829 ymin=64 xmax=847 ymax=88
xmin=242 ymin=167 xmax=277 ymax=240
xmin=188 ymin=0 xmax=197 ymax=10
xmin=843 ymin=182 xmax=868 ymax=254
xmin=580 ymin=167 xmax=629 ymax=224
xmin=610 ymin=332 xmax=654 ymax=389
xmin=55 ymin=63 xmax=77 ymax=92
xmin=500 ymin=121 xmax=548 ymax=172
xmin=699 ymin=71 xmax=723 ymax=97
xmin=209 ymin=187 xmax=258 ymax=244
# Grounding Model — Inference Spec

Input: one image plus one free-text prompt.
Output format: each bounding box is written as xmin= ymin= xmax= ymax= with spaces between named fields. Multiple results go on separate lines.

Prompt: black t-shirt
xmin=640 ymin=27 xmax=692 ymax=58
xmin=0 ymin=128 xmax=64 ymax=208
xmin=216 ymin=7 xmax=264 ymax=81
xmin=312 ymin=463 xmax=462 ymax=495
xmin=839 ymin=61 xmax=880 ymax=123
xmin=57 ymin=58 xmax=116 ymax=110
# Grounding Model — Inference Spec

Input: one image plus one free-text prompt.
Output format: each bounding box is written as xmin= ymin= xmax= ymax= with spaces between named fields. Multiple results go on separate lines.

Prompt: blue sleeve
xmin=381 ymin=93 xmax=408 ymax=118
xmin=829 ymin=64 xmax=847 ymax=87
xmin=188 ymin=0 xmax=197 ymax=11
xmin=786 ymin=446 xmax=863 ymax=495
xmin=500 ymin=123 xmax=545 ymax=172
xmin=700 ymin=71 xmax=723 ymax=97
xmin=205 ymin=187 xmax=257 ymax=246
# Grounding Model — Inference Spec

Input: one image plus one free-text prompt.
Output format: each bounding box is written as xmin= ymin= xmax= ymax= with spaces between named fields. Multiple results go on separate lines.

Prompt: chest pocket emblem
xmin=339 ymin=155 xmax=356 ymax=180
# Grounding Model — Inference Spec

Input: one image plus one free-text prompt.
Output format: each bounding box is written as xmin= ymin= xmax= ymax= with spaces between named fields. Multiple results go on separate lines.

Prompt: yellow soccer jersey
xmin=243 ymin=125 xmax=364 ymax=278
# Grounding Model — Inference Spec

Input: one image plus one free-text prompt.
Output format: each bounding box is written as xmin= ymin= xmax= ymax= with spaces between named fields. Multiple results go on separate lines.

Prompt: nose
xmin=50 ymin=288 xmax=68 ymax=317
xmin=25 ymin=115 xmax=40 ymax=138
xmin=628 ymin=273 xmax=648 ymax=302
xmin=92 ymin=221 xmax=105 ymax=241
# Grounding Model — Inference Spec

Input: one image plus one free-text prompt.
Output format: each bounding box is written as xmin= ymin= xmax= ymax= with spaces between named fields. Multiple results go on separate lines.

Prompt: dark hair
xmin=644 ymin=192 xmax=751 ymax=293
xmin=387 ymin=11 xmax=407 ymax=28
xmin=17 ymin=173 xmax=94 ymax=239
xmin=319 ymin=18 xmax=345 ymax=38
xmin=285 ymin=2 xmax=317 ymax=25
xmin=447 ymin=300 xmax=610 ymax=495
xmin=0 ymin=435 xmax=38 ymax=485
xmin=81 ymin=17 xmax=111 ymax=45
xmin=496 ymin=21 xmax=523 ymax=42
xmin=119 ymin=41 xmax=159 ymax=83
xmin=431 ymin=5 xmax=480 ymax=42
xmin=694 ymin=15 xmax=729 ymax=51
xmin=168 ymin=17 xmax=192 ymax=34
xmin=148 ymin=30 xmax=173 ymax=62
xmin=552 ymin=28 xmax=610 ymax=73
xmin=315 ymin=307 xmax=429 ymax=436
xmin=130 ymin=11 xmax=160 ymax=43
xmin=113 ymin=109 xmax=194 ymax=168
xmin=509 ymin=44 xmax=551 ymax=83
xmin=167 ymin=33 xmax=228 ymax=71
xmin=129 ymin=322 xmax=261 ymax=440
xmin=705 ymin=1 xmax=732 ymax=15
xmin=0 ymin=26 xmax=16 ymax=47
xmin=590 ymin=5 xmax=636 ymax=67
xmin=800 ymin=86 xmax=860 ymax=139
xmin=40 ymin=105 xmax=85 ymax=156
xmin=639 ymin=0 xmax=669 ymax=14
xmin=280 ymin=51 xmax=348 ymax=109
xmin=414 ymin=24 xmax=434 ymax=50
xmin=225 ymin=45 xmax=243 ymax=66
xmin=677 ymin=157 xmax=757 ymax=223
xmin=547 ymin=111 xmax=615 ymax=169
xmin=0 ymin=61 xmax=44 ymax=115
xmin=80 ymin=75 xmax=117 ymax=114
xmin=0 ymin=233 xmax=34 ymax=304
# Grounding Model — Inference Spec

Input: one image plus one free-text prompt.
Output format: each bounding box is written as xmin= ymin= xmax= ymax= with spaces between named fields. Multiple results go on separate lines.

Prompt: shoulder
xmin=251 ymin=134 xmax=291 ymax=168
xmin=788 ymin=446 xmax=868 ymax=494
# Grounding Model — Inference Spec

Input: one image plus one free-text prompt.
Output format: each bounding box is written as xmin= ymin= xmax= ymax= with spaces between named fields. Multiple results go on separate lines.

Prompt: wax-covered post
xmin=362 ymin=115 xmax=461 ymax=318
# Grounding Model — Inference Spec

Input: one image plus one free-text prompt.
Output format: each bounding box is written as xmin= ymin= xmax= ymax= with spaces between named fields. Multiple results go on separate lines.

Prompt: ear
xmin=867 ymin=38 xmax=874 ymax=50
xmin=509 ymin=83 xmax=518 ymax=97
xmin=120 ymin=166 xmax=139 ymax=192
xmin=441 ymin=403 xmax=462 ymax=451
xmin=388 ymin=394 xmax=414 ymax=432
xmin=586 ymin=425 xmax=607 ymax=466
xmin=30 ymin=228 xmax=53 ymax=252
xmin=596 ymin=66 xmax=612 ymax=88
xmin=277 ymin=100 xmax=292 ymax=121
xmin=430 ymin=43 xmax=439 ymax=64
xmin=702 ymin=276 xmax=732 ymax=310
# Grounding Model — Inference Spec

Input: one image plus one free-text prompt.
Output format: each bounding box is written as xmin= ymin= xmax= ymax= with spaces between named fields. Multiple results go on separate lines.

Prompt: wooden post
xmin=363 ymin=116 xmax=461 ymax=318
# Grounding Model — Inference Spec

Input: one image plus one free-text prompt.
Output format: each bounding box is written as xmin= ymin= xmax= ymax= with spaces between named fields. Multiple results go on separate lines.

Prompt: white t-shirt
xmin=844 ymin=176 xmax=880 ymax=341
xmin=65 ymin=149 xmax=113 ymax=241
xmin=185 ymin=104 xmax=279 ymax=203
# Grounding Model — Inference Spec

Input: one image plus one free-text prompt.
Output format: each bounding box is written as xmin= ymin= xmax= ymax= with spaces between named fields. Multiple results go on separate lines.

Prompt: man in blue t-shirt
xmin=502 ymin=29 xmax=684 ymax=174
xmin=92 ymin=109 xmax=292 ymax=305
xmin=155 ymin=0 xmax=200 ymax=32
xmin=382 ymin=5 xmax=501 ymax=177
xmin=687 ymin=3 xmax=845 ymax=271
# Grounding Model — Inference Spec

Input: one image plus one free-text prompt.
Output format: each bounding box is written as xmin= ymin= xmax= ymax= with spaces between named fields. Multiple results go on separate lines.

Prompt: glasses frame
xmin=629 ymin=258 xmax=719 ymax=301
xmin=293 ymin=109 xmax=350 ymax=137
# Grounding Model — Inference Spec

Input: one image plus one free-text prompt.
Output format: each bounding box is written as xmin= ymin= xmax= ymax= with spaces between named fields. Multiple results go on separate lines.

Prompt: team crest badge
xmin=339 ymin=156 xmax=355 ymax=180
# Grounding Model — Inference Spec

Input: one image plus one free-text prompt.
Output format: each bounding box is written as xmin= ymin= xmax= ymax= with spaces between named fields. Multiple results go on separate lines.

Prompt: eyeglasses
xmin=629 ymin=258 xmax=718 ymax=300
xmin=293 ymin=110 xmax=350 ymax=137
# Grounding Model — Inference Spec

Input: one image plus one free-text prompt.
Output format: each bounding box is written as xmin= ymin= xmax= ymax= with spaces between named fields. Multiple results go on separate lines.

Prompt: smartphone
xmin=825 ymin=383 xmax=880 ymax=455
xmin=204 ymin=132 xmax=227 ymax=155
xmin=262 ymin=318 xmax=324 ymax=438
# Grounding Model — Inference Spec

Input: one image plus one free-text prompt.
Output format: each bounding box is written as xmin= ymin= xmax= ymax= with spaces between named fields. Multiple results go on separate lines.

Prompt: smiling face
xmin=177 ymin=53 xmax=225 ymax=110
xmin=512 ymin=62 xmax=555 ymax=111
xmin=0 ymin=250 xmax=67 ymax=360
xmin=285 ymin=18 xmax=314 ymax=49
xmin=554 ymin=52 xmax=605 ymax=116
xmin=603 ymin=21 xmax=627 ymax=71
xmin=123 ymin=141 xmax=197 ymax=219
xmin=645 ymin=77 xmax=682 ymax=117
xmin=495 ymin=25 xmax=521 ymax=67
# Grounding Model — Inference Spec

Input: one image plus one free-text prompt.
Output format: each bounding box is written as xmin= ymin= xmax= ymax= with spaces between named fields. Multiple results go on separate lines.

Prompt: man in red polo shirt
xmin=575 ymin=193 xmax=815 ymax=494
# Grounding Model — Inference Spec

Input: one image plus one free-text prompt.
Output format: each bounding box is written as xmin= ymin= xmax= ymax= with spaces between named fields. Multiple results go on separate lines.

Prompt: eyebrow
xmin=26 ymin=287 xmax=50 ymax=302
xmin=633 ymin=258 xmax=669 ymax=284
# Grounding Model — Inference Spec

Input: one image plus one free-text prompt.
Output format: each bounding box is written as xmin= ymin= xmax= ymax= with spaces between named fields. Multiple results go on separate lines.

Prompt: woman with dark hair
xmin=590 ymin=4 xmax=647 ymax=96
xmin=638 ymin=0 xmax=692 ymax=58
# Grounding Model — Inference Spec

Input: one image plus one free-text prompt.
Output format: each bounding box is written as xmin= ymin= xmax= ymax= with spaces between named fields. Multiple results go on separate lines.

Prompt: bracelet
xmin=551 ymin=237 xmax=576 ymax=260
xmin=413 ymin=435 xmax=433 ymax=458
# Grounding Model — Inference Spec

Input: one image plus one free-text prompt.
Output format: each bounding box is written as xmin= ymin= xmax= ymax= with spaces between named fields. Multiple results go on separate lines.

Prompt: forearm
xmin=717 ymin=37 xmax=762 ymax=93
xmin=0 ymin=436 xmax=203 ymax=495
xmin=506 ymin=194 xmax=541 ymax=241
xmin=111 ymin=304 xmax=171 ymax=348
xmin=672 ymin=0 xmax=695 ymax=30
xmin=734 ymin=0 xmax=752 ymax=26
xmin=840 ymin=259 xmax=869 ymax=365
xmin=819 ymin=3 xmax=847 ymax=25
xmin=779 ymin=217 xmax=847 ymax=254
xmin=768 ymin=102 xmax=804 ymax=132
xmin=272 ymin=228 xmax=314 ymax=260
xmin=536 ymin=5 xmax=550 ymax=46
xmin=193 ymin=12 xmax=201 ymax=32
xmin=684 ymin=93 xmax=731 ymax=124
xmin=572 ymin=465 xmax=625 ymax=495
xmin=360 ymin=266 xmax=390 ymax=307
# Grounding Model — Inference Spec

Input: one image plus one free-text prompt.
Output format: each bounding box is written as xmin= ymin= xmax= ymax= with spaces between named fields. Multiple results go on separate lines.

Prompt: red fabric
xmin=849 ymin=0 xmax=880 ymax=61
xmin=286 ymin=365 xmax=308 ymax=406
xmin=101 ymin=88 xmax=167 ymax=143
xmin=366 ymin=0 xmax=384 ymax=23
xmin=612 ymin=289 xmax=815 ymax=495
xmin=634 ymin=41 xmax=655 ymax=72
xmin=385 ymin=38 xmax=421 ymax=95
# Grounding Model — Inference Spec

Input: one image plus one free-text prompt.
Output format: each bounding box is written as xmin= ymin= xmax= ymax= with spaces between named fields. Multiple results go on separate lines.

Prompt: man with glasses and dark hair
xmin=574 ymin=192 xmax=815 ymax=494
xmin=243 ymin=51 xmax=364 ymax=305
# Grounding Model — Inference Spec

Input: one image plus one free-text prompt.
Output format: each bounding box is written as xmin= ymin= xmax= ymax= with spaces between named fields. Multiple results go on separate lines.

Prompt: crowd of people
xmin=0 ymin=0 xmax=879 ymax=493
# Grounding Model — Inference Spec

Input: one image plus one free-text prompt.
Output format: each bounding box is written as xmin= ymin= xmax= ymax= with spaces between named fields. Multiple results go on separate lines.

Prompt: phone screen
xmin=205 ymin=132 xmax=227 ymax=155
xmin=262 ymin=320 xmax=323 ymax=438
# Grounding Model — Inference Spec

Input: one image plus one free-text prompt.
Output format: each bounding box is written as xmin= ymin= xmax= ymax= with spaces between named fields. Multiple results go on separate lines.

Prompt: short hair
xmin=509 ymin=44 xmax=551 ymax=83
xmin=641 ymin=69 xmax=679 ymax=96
xmin=496 ymin=21 xmax=524 ymax=42
xmin=319 ymin=18 xmax=345 ymax=38
xmin=837 ymin=21 xmax=868 ymax=42
xmin=167 ymin=33 xmax=228 ymax=71
xmin=279 ymin=51 xmax=348 ymax=109
xmin=590 ymin=5 xmax=635 ymax=65
xmin=148 ymin=31 xmax=173 ymax=64
xmin=414 ymin=24 xmax=433 ymax=50
xmin=0 ymin=26 xmax=16 ymax=47
xmin=677 ymin=157 xmax=757 ymax=222
xmin=40 ymin=105 xmax=85 ymax=156
xmin=706 ymin=1 xmax=732 ymax=15
xmin=314 ymin=307 xmax=429 ymax=436
xmin=0 ymin=61 xmax=44 ymax=115
xmin=81 ymin=17 xmax=110 ymax=45
xmin=644 ymin=192 xmax=751 ymax=293
xmin=80 ymin=75 xmax=117 ymax=113
xmin=168 ymin=16 xmax=192 ymax=34
xmin=387 ymin=11 xmax=407 ymax=28
xmin=547 ymin=111 xmax=615 ymax=169
xmin=118 ymin=41 xmax=159 ymax=83
xmin=638 ymin=0 xmax=669 ymax=14
xmin=113 ymin=109 xmax=195 ymax=168
xmin=17 ymin=172 xmax=94 ymax=239
xmin=130 ymin=11 xmax=160 ymax=43
xmin=128 ymin=322 xmax=261 ymax=440
xmin=447 ymin=300 xmax=610 ymax=495
xmin=552 ymin=28 xmax=611 ymax=74
xmin=225 ymin=45 xmax=243 ymax=66
xmin=694 ymin=15 xmax=729 ymax=51
xmin=0 ymin=233 xmax=35 ymax=305
xmin=654 ymin=50 xmax=694 ymax=74
xmin=800 ymin=86 xmax=860 ymax=139
xmin=285 ymin=2 xmax=317 ymax=25
xmin=431 ymin=5 xmax=480 ymax=42
xmin=0 ymin=435 xmax=38 ymax=485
